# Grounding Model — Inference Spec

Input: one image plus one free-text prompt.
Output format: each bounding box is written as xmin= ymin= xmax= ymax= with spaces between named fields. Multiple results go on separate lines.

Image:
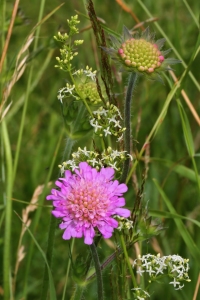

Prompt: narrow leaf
xmin=153 ymin=179 xmax=200 ymax=268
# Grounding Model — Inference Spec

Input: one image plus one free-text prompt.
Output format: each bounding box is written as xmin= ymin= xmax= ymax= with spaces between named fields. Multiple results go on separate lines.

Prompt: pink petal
xmin=64 ymin=170 xmax=72 ymax=179
xmin=100 ymin=167 xmax=115 ymax=180
xmin=114 ymin=208 xmax=131 ymax=217
xmin=83 ymin=226 xmax=95 ymax=245
xmin=114 ymin=183 xmax=128 ymax=194
xmin=52 ymin=210 xmax=66 ymax=218
xmin=63 ymin=228 xmax=72 ymax=240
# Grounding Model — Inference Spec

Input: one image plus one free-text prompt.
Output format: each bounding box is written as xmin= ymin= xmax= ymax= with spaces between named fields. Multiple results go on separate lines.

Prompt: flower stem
xmin=119 ymin=234 xmax=137 ymax=288
xmin=120 ymin=72 xmax=138 ymax=183
xmin=90 ymin=243 xmax=104 ymax=300
xmin=70 ymin=236 xmax=102 ymax=300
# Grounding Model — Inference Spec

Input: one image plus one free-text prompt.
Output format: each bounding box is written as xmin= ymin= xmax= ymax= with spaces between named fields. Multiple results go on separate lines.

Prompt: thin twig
xmin=193 ymin=273 xmax=200 ymax=300
xmin=0 ymin=0 xmax=20 ymax=73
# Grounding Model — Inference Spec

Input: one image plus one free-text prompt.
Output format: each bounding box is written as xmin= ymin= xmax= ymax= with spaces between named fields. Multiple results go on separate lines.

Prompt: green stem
xmin=119 ymin=234 xmax=137 ymax=288
xmin=120 ymin=72 xmax=138 ymax=183
xmin=90 ymin=243 xmax=104 ymax=300
xmin=2 ymin=120 xmax=13 ymax=300
xmin=70 ymin=236 xmax=102 ymax=300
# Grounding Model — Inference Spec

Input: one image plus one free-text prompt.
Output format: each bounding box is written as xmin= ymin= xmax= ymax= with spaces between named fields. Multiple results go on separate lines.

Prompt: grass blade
xmin=16 ymin=213 xmax=57 ymax=300
xmin=149 ymin=209 xmax=200 ymax=227
xmin=152 ymin=158 xmax=200 ymax=183
xmin=177 ymin=100 xmax=195 ymax=156
xmin=153 ymin=179 xmax=200 ymax=267
xmin=2 ymin=120 xmax=13 ymax=299
xmin=177 ymin=100 xmax=200 ymax=192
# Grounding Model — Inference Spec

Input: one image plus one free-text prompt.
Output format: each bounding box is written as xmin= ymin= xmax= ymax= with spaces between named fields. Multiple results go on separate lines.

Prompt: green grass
xmin=1 ymin=0 xmax=200 ymax=299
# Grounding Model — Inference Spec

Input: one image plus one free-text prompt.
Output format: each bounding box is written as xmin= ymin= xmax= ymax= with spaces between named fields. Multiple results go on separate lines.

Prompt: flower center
xmin=118 ymin=38 xmax=164 ymax=73
xmin=66 ymin=178 xmax=109 ymax=225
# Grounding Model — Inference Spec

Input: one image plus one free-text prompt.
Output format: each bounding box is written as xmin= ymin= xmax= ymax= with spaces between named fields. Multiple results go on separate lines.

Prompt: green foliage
xmin=1 ymin=0 xmax=200 ymax=299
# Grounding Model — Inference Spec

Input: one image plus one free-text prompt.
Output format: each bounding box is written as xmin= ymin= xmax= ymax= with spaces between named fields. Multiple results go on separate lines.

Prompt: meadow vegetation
xmin=0 ymin=0 xmax=200 ymax=299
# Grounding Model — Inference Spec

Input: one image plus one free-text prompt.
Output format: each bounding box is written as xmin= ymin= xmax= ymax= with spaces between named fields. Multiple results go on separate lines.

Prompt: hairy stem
xmin=90 ymin=243 xmax=104 ymax=300
xmin=120 ymin=72 xmax=138 ymax=183
xmin=70 ymin=236 xmax=102 ymax=300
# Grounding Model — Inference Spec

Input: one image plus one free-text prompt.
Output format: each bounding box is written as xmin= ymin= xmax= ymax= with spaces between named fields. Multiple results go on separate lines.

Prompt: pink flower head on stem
xmin=102 ymin=26 xmax=181 ymax=82
xmin=46 ymin=162 xmax=130 ymax=245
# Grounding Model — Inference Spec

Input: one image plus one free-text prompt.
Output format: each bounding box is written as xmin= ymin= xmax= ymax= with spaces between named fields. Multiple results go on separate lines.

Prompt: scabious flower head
xmin=103 ymin=26 xmax=180 ymax=81
xmin=47 ymin=162 xmax=130 ymax=245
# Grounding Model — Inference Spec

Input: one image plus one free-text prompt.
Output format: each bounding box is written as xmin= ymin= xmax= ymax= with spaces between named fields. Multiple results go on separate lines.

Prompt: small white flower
xmin=88 ymin=158 xmax=98 ymax=167
xmin=141 ymin=259 xmax=151 ymax=269
xmin=83 ymin=69 xmax=97 ymax=81
xmin=108 ymin=161 xmax=118 ymax=170
xmin=113 ymin=119 xmax=122 ymax=128
xmin=110 ymin=150 xmax=121 ymax=159
xmin=108 ymin=116 xmax=117 ymax=123
xmin=169 ymin=277 xmax=181 ymax=288
xmin=175 ymin=284 xmax=184 ymax=290
xmin=90 ymin=119 xmax=102 ymax=132
xmin=78 ymin=147 xmax=90 ymax=157
xmin=125 ymin=220 xmax=133 ymax=229
xmin=93 ymin=108 xmax=108 ymax=116
xmin=146 ymin=266 xmax=155 ymax=276
xmin=136 ymin=267 xmax=145 ymax=276
xmin=103 ymin=127 xmax=112 ymax=136
xmin=155 ymin=265 xmax=165 ymax=275
xmin=57 ymin=93 xmax=64 ymax=103
xmin=66 ymin=84 xmax=75 ymax=94
xmin=117 ymin=134 xmax=123 ymax=142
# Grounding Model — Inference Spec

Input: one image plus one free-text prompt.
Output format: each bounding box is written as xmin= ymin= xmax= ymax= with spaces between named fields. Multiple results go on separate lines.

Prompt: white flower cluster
xmin=57 ymin=84 xmax=75 ymax=103
xmin=89 ymin=104 xmax=125 ymax=140
xmin=115 ymin=216 xmax=133 ymax=231
xmin=73 ymin=66 xmax=97 ymax=81
xmin=132 ymin=288 xmax=150 ymax=300
xmin=58 ymin=146 xmax=133 ymax=176
xmin=57 ymin=67 xmax=100 ymax=104
xmin=133 ymin=253 xmax=191 ymax=291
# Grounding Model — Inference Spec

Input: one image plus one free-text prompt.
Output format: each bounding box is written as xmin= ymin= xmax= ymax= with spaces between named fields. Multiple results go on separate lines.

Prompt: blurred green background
xmin=1 ymin=0 xmax=200 ymax=299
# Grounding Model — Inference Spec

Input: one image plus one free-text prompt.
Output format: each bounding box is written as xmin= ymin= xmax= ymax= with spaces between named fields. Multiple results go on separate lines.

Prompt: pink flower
xmin=46 ymin=162 xmax=130 ymax=245
xmin=102 ymin=26 xmax=181 ymax=82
